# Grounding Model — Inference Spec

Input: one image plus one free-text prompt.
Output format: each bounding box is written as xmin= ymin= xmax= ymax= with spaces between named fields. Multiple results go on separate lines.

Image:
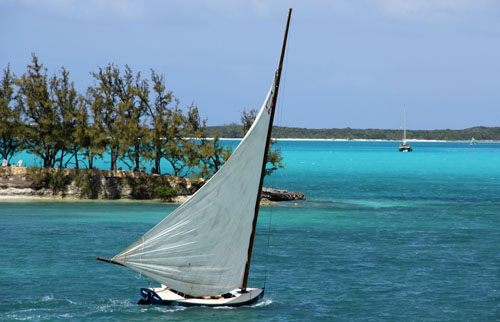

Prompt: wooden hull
xmin=138 ymin=287 xmax=264 ymax=307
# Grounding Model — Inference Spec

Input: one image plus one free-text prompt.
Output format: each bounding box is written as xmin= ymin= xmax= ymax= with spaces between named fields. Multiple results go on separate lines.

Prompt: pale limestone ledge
xmin=0 ymin=190 xmax=287 ymax=206
xmin=0 ymin=193 xmax=190 ymax=203
xmin=0 ymin=166 xmax=200 ymax=201
xmin=0 ymin=167 xmax=305 ymax=204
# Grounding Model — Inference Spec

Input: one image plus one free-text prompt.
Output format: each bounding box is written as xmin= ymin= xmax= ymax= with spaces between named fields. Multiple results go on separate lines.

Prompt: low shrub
xmin=157 ymin=185 xmax=178 ymax=201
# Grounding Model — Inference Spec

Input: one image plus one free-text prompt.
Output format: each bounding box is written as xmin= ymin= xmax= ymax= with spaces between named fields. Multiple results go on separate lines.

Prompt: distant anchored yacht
xmin=399 ymin=142 xmax=412 ymax=152
xmin=399 ymin=106 xmax=412 ymax=152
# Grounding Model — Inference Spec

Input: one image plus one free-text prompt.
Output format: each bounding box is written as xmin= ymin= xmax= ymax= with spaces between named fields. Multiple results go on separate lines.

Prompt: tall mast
xmin=403 ymin=105 xmax=407 ymax=144
xmin=241 ymin=8 xmax=292 ymax=292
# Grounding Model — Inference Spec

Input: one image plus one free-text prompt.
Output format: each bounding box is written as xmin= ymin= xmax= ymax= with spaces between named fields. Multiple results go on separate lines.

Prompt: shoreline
xmin=0 ymin=168 xmax=299 ymax=204
xmin=0 ymin=192 xmax=281 ymax=205
xmin=218 ymin=138 xmax=500 ymax=143
xmin=0 ymin=167 xmax=199 ymax=202
xmin=0 ymin=194 xmax=189 ymax=203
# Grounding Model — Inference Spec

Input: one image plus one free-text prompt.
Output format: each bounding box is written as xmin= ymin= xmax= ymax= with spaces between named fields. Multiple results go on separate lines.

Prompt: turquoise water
xmin=1 ymin=141 xmax=499 ymax=321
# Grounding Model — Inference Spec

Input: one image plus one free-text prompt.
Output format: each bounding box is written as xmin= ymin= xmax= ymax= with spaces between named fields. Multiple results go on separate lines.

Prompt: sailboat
xmin=398 ymin=106 xmax=413 ymax=152
xmin=470 ymin=137 xmax=477 ymax=145
xmin=97 ymin=9 xmax=293 ymax=307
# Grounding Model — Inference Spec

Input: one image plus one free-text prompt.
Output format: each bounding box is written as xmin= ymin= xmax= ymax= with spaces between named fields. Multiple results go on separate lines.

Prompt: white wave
xmin=142 ymin=306 xmax=187 ymax=313
xmin=4 ymin=312 xmax=43 ymax=321
xmin=94 ymin=299 xmax=134 ymax=313
xmin=253 ymin=299 xmax=273 ymax=307
xmin=39 ymin=295 xmax=76 ymax=305
xmin=213 ymin=305 xmax=235 ymax=310
xmin=102 ymin=299 xmax=132 ymax=306
xmin=41 ymin=295 xmax=54 ymax=301
xmin=210 ymin=298 xmax=273 ymax=310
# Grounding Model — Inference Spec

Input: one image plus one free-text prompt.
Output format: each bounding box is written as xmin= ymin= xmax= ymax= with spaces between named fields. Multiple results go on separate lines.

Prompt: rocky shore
xmin=261 ymin=187 xmax=306 ymax=202
xmin=0 ymin=166 xmax=305 ymax=203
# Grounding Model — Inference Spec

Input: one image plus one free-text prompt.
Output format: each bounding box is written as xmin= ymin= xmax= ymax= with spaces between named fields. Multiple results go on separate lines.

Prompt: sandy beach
xmin=218 ymin=138 xmax=500 ymax=143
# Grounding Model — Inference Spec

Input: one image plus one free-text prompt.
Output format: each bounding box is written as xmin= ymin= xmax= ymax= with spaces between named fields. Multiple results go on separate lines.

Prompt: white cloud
xmin=6 ymin=0 xmax=498 ymax=23
xmin=6 ymin=0 xmax=145 ymax=20
xmin=160 ymin=0 xmax=500 ymax=22
xmin=152 ymin=0 xmax=298 ymax=18
xmin=375 ymin=0 xmax=499 ymax=22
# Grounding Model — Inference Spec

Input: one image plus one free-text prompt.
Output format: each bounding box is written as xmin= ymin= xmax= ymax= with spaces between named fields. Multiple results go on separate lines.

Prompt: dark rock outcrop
xmin=261 ymin=187 xmax=306 ymax=202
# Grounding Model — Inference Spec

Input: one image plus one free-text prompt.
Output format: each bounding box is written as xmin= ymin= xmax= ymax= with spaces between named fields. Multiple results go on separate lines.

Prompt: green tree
xmin=198 ymin=133 xmax=231 ymax=178
xmin=241 ymin=108 xmax=284 ymax=176
xmin=143 ymin=72 xmax=232 ymax=178
xmin=16 ymin=54 xmax=61 ymax=168
xmin=88 ymin=64 xmax=124 ymax=171
xmin=162 ymin=105 xmax=190 ymax=177
xmin=0 ymin=64 xmax=23 ymax=163
xmin=141 ymin=70 xmax=175 ymax=175
xmin=263 ymin=140 xmax=284 ymax=176
xmin=75 ymin=96 xmax=106 ymax=169
xmin=89 ymin=64 xmax=152 ymax=171
xmin=115 ymin=66 xmax=149 ymax=171
xmin=49 ymin=67 xmax=81 ymax=168
xmin=185 ymin=104 xmax=231 ymax=178
xmin=240 ymin=109 xmax=257 ymax=133
xmin=182 ymin=104 xmax=205 ymax=175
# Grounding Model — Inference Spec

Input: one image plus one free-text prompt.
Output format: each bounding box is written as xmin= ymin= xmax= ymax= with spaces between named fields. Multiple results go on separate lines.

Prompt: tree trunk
xmin=43 ymin=155 xmax=50 ymax=168
xmin=110 ymin=152 xmax=115 ymax=170
xmin=154 ymin=146 xmax=161 ymax=174
xmin=134 ymin=144 xmax=140 ymax=171
xmin=110 ymin=146 xmax=118 ymax=170
xmin=87 ymin=153 xmax=94 ymax=169
xmin=155 ymin=157 xmax=161 ymax=174
xmin=59 ymin=152 xmax=65 ymax=168
xmin=74 ymin=151 xmax=79 ymax=169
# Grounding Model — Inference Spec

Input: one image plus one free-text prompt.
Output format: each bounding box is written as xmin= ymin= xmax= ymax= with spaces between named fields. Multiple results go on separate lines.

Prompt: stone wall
xmin=0 ymin=166 xmax=306 ymax=203
xmin=0 ymin=166 xmax=201 ymax=201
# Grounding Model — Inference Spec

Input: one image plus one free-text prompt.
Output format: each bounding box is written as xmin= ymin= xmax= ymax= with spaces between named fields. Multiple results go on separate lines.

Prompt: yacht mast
xmin=403 ymin=105 xmax=407 ymax=144
xmin=241 ymin=8 xmax=292 ymax=292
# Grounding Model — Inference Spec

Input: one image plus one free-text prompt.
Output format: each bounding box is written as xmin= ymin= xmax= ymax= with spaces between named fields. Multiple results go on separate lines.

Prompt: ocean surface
xmin=1 ymin=141 xmax=499 ymax=321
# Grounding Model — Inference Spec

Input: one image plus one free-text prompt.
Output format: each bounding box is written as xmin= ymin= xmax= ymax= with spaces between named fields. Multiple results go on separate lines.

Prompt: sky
xmin=1 ymin=0 xmax=500 ymax=130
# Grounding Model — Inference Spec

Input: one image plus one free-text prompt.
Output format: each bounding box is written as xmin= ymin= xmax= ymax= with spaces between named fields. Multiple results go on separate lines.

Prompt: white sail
xmin=111 ymin=75 xmax=277 ymax=297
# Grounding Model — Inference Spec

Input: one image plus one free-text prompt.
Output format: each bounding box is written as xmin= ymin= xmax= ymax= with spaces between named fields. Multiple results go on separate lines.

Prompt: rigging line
xmin=263 ymin=191 xmax=274 ymax=289
xmin=264 ymin=23 xmax=291 ymax=290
